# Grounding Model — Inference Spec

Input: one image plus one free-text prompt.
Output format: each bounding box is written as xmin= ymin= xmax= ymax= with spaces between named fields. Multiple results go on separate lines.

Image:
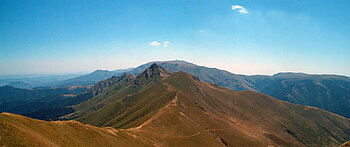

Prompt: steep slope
xmin=66 ymin=64 xmax=173 ymax=128
xmin=88 ymin=73 xmax=135 ymax=97
xmin=0 ymin=113 xmax=151 ymax=146
xmin=64 ymin=64 xmax=350 ymax=146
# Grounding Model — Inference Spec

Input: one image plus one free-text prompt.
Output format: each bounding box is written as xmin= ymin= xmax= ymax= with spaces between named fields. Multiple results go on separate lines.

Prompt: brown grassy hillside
xmin=121 ymin=71 xmax=350 ymax=146
xmin=1 ymin=64 xmax=350 ymax=146
xmin=0 ymin=113 xmax=151 ymax=146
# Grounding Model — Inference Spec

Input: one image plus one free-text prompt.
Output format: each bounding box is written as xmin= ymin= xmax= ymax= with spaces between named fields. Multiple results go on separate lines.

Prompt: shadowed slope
xmin=88 ymin=73 xmax=135 ymax=97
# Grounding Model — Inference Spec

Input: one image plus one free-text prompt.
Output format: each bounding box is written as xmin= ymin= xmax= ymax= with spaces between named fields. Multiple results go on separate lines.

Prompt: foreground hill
xmin=0 ymin=113 xmax=149 ymax=146
xmin=60 ymin=64 xmax=350 ymax=146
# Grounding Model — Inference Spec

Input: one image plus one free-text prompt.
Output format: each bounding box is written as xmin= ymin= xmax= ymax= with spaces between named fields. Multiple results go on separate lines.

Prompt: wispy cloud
xmin=232 ymin=5 xmax=248 ymax=14
xmin=149 ymin=41 xmax=161 ymax=46
xmin=149 ymin=41 xmax=169 ymax=47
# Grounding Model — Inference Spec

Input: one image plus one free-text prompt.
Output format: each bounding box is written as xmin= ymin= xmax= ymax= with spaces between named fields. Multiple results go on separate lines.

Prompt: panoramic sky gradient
xmin=1 ymin=0 xmax=350 ymax=76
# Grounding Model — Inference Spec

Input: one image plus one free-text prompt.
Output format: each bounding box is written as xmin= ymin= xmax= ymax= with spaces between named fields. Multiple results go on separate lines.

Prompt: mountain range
xmin=57 ymin=68 xmax=134 ymax=87
xmin=53 ymin=60 xmax=350 ymax=118
xmin=0 ymin=74 xmax=83 ymax=88
xmin=1 ymin=64 xmax=349 ymax=146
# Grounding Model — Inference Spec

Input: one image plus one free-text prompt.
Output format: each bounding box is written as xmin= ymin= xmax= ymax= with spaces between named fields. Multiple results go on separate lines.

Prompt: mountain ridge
xmin=2 ymin=60 xmax=350 ymax=119
xmin=2 ymin=64 xmax=350 ymax=146
xmin=57 ymin=64 xmax=350 ymax=146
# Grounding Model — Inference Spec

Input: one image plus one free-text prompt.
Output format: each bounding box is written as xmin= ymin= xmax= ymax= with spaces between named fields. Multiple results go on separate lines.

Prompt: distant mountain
xmin=58 ymin=68 xmax=133 ymax=87
xmin=55 ymin=64 xmax=349 ymax=146
xmin=6 ymin=81 xmax=32 ymax=89
xmin=0 ymin=74 xmax=82 ymax=88
xmin=135 ymin=60 xmax=253 ymax=90
xmin=245 ymin=72 xmax=350 ymax=118
xmin=60 ymin=60 xmax=252 ymax=89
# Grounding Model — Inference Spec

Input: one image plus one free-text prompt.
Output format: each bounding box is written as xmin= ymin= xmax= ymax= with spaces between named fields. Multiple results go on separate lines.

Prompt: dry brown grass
xmin=2 ymin=70 xmax=350 ymax=147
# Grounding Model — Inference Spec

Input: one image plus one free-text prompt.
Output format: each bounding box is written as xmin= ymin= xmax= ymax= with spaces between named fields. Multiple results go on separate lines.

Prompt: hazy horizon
xmin=1 ymin=0 xmax=349 ymax=76
xmin=1 ymin=59 xmax=349 ymax=78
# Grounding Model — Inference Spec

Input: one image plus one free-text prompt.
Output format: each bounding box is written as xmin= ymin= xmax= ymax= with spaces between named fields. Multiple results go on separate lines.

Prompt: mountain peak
xmin=149 ymin=63 xmax=162 ymax=69
xmin=138 ymin=63 xmax=171 ymax=80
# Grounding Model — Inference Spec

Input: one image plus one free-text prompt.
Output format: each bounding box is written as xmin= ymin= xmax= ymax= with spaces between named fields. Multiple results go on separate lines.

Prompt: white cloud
xmin=232 ymin=5 xmax=243 ymax=9
xmin=149 ymin=41 xmax=169 ymax=47
xmin=149 ymin=41 xmax=161 ymax=46
xmin=232 ymin=5 xmax=248 ymax=14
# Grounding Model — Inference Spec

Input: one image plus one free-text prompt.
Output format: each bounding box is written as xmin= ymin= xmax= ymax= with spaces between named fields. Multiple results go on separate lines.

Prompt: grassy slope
xmin=132 ymin=61 xmax=350 ymax=118
xmin=69 ymin=69 xmax=350 ymax=146
xmin=2 ymin=66 xmax=350 ymax=146
xmin=123 ymin=72 xmax=350 ymax=146
xmin=69 ymin=64 xmax=176 ymax=129
xmin=0 ymin=113 xmax=151 ymax=147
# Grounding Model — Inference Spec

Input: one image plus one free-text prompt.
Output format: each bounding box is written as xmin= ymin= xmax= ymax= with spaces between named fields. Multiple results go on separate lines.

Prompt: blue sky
xmin=1 ymin=0 xmax=349 ymax=76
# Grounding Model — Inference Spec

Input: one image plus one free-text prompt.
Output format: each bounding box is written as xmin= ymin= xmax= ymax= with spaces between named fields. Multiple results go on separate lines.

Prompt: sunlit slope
xmin=67 ymin=64 xmax=350 ymax=146
xmin=0 ymin=113 xmax=151 ymax=147
xmin=122 ymin=71 xmax=350 ymax=146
